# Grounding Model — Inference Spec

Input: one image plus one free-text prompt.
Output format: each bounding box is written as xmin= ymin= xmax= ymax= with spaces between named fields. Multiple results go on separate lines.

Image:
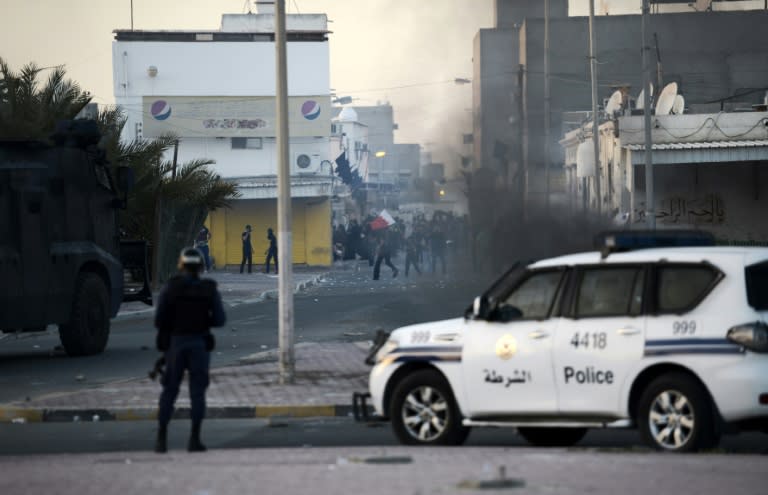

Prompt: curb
xmin=0 ymin=403 xmax=372 ymax=424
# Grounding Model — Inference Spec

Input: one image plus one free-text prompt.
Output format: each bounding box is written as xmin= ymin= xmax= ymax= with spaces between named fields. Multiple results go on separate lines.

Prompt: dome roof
xmin=338 ymin=107 xmax=358 ymax=122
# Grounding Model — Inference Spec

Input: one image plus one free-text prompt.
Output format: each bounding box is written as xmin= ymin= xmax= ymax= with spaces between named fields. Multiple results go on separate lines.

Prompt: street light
xmin=454 ymin=77 xmax=471 ymax=85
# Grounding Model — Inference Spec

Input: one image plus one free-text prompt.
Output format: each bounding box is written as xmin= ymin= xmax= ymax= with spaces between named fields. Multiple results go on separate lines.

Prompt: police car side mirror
xmin=470 ymin=295 xmax=492 ymax=321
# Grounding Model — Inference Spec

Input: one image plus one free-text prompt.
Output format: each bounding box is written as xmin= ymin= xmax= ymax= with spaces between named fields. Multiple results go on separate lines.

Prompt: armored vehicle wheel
xmin=638 ymin=372 xmax=719 ymax=452
xmin=390 ymin=369 xmax=470 ymax=445
xmin=58 ymin=273 xmax=110 ymax=356
xmin=517 ymin=427 xmax=588 ymax=447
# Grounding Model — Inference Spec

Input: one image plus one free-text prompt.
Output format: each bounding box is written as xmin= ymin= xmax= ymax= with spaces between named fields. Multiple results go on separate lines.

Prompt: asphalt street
xmin=0 ymin=268 xmax=484 ymax=404
xmin=1 ymin=417 xmax=765 ymax=455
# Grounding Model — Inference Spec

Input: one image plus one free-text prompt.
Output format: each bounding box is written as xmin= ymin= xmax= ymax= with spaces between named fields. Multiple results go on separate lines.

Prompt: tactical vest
xmin=166 ymin=276 xmax=217 ymax=335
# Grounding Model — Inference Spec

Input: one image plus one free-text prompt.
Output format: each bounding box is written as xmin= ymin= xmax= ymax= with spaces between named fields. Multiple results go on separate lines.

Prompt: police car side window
xmin=576 ymin=267 xmax=642 ymax=318
xmin=501 ymin=271 xmax=563 ymax=320
xmin=656 ymin=265 xmax=719 ymax=314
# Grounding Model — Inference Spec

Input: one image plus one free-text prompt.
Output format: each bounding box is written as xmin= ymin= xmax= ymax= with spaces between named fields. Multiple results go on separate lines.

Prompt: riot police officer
xmin=154 ymin=248 xmax=226 ymax=453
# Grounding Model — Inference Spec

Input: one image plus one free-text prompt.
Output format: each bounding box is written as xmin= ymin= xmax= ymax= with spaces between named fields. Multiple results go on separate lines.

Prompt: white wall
xmin=113 ymin=41 xmax=329 ymax=97
xmin=112 ymin=30 xmax=331 ymax=184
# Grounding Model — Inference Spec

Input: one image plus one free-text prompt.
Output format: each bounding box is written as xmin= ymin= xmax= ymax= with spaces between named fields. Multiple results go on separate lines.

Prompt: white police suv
xmin=358 ymin=232 xmax=768 ymax=452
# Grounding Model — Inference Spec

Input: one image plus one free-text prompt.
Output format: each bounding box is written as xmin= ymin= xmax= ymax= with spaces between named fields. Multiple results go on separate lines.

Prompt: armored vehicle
xmin=0 ymin=120 xmax=151 ymax=355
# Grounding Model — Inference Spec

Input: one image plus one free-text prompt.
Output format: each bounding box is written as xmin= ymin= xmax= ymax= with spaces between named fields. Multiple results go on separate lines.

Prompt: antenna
xmin=655 ymin=82 xmax=678 ymax=116
xmin=636 ymin=83 xmax=654 ymax=110
xmin=671 ymin=94 xmax=685 ymax=115
xmin=605 ymin=90 xmax=623 ymax=117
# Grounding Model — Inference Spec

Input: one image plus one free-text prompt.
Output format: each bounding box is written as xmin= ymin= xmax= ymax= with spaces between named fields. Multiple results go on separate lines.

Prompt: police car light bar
xmin=595 ymin=230 xmax=716 ymax=258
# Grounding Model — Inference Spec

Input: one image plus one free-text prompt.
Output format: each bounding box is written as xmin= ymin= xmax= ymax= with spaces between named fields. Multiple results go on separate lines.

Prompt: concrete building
xmin=332 ymin=104 xmax=421 ymax=211
xmin=473 ymin=0 xmax=768 ymax=210
xmin=111 ymin=4 xmax=333 ymax=267
xmin=560 ymin=109 xmax=768 ymax=243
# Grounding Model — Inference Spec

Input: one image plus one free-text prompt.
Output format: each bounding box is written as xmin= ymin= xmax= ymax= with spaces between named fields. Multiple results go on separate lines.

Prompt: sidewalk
xmin=0 ymin=341 xmax=372 ymax=423
xmin=0 ymin=265 xmax=382 ymax=423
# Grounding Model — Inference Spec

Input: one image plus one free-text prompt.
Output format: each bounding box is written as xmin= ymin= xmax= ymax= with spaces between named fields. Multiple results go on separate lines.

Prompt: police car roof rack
xmin=595 ymin=230 xmax=716 ymax=259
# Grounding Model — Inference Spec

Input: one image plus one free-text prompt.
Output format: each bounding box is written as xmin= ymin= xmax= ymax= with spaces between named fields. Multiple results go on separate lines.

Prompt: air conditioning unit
xmin=292 ymin=152 xmax=321 ymax=175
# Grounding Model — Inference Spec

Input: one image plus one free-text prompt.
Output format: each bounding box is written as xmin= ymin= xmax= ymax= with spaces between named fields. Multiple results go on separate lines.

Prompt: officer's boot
xmin=187 ymin=421 xmax=207 ymax=452
xmin=154 ymin=424 xmax=168 ymax=453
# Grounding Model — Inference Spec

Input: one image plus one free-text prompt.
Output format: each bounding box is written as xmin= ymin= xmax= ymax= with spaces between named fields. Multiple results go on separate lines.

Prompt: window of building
xmin=656 ymin=264 xmax=720 ymax=314
xmin=576 ymin=267 xmax=643 ymax=318
xmin=231 ymin=137 xmax=263 ymax=150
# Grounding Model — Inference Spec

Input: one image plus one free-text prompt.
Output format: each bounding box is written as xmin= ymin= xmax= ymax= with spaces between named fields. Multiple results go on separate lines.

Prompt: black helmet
xmin=178 ymin=247 xmax=204 ymax=271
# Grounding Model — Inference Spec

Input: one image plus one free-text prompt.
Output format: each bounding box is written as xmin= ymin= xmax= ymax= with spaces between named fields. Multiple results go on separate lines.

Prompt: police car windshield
xmin=483 ymin=261 xmax=526 ymax=303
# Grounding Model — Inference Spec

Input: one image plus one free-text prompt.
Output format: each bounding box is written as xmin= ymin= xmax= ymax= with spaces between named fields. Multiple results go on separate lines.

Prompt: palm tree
xmin=1 ymin=57 xmax=239 ymax=282
xmin=0 ymin=58 xmax=91 ymax=139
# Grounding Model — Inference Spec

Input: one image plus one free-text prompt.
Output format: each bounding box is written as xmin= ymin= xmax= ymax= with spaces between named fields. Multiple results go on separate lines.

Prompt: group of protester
xmin=332 ymin=210 xmax=469 ymax=280
xmin=238 ymin=224 xmax=278 ymax=274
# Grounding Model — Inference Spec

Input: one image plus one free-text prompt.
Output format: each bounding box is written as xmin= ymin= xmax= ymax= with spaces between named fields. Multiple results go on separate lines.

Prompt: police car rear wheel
xmin=517 ymin=427 xmax=588 ymax=447
xmin=390 ymin=369 xmax=469 ymax=445
xmin=638 ymin=373 xmax=719 ymax=452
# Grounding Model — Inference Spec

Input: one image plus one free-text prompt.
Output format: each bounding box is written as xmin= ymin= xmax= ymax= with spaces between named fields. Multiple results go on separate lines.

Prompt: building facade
xmin=112 ymin=6 xmax=333 ymax=267
xmin=473 ymin=0 xmax=768 ymax=211
xmin=560 ymin=109 xmax=768 ymax=243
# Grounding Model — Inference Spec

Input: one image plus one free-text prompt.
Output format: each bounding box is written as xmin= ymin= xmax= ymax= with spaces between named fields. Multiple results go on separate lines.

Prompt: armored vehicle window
xmin=656 ymin=264 xmax=720 ymax=314
xmin=575 ymin=267 xmax=643 ymax=318
xmin=500 ymin=270 xmax=563 ymax=320
xmin=745 ymin=261 xmax=768 ymax=310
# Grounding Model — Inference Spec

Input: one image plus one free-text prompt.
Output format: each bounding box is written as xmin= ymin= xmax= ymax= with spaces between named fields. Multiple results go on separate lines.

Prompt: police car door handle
xmin=528 ymin=330 xmax=549 ymax=340
xmin=617 ymin=327 xmax=642 ymax=336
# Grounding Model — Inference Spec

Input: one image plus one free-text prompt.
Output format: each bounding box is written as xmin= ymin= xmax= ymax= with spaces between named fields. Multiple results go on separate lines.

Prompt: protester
xmin=264 ymin=227 xmax=278 ymax=274
xmin=194 ymin=226 xmax=212 ymax=272
xmin=240 ymin=224 xmax=253 ymax=274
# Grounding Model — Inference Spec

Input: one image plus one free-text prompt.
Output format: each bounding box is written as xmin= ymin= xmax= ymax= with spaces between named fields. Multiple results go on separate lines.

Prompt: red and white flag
xmin=369 ymin=209 xmax=396 ymax=231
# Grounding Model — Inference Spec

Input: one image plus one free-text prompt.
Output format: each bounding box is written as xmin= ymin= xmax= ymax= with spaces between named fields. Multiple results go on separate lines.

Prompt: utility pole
xmin=130 ymin=0 xmax=134 ymax=30
xmin=642 ymin=0 xmax=655 ymax=229
xmin=589 ymin=0 xmax=601 ymax=217
xmin=275 ymin=0 xmax=295 ymax=384
xmin=543 ymin=0 xmax=551 ymax=215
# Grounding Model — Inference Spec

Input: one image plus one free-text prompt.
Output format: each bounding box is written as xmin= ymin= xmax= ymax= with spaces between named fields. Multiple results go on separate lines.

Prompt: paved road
xmin=0 ymin=417 xmax=765 ymax=456
xmin=0 ymin=268 xmax=483 ymax=404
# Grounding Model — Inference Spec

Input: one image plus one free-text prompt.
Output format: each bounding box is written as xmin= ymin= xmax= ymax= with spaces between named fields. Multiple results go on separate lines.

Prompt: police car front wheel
xmin=638 ymin=372 xmax=719 ymax=452
xmin=390 ymin=369 xmax=470 ymax=445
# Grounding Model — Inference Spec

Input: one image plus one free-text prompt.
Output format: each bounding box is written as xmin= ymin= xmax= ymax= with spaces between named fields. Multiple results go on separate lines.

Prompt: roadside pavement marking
xmin=0 ymin=408 xmax=44 ymax=423
xmin=255 ymin=405 xmax=336 ymax=418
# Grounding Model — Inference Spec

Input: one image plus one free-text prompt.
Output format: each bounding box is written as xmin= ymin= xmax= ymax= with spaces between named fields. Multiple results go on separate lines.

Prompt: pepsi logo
xmin=301 ymin=100 xmax=321 ymax=120
xmin=150 ymin=100 xmax=172 ymax=121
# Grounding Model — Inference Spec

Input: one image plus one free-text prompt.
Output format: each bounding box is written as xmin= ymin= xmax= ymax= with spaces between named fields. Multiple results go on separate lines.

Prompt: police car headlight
xmin=727 ymin=322 xmax=768 ymax=353
xmin=375 ymin=339 xmax=399 ymax=363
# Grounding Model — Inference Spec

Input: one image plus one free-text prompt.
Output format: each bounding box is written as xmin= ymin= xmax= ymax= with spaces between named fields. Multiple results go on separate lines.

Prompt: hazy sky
xmin=1 ymin=0 xmax=757 ymax=163
xmin=0 ymin=0 xmax=494 ymax=153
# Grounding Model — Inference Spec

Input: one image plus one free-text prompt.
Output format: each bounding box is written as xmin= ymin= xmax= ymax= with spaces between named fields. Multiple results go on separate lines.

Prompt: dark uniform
xmin=154 ymin=248 xmax=226 ymax=453
xmin=240 ymin=225 xmax=253 ymax=273
xmin=265 ymin=227 xmax=278 ymax=274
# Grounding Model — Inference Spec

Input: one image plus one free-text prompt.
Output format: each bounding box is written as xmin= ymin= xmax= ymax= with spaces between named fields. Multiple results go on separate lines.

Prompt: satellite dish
xmin=672 ymin=94 xmax=685 ymax=115
xmin=605 ymin=90 xmax=623 ymax=117
xmin=636 ymin=83 xmax=654 ymax=110
xmin=655 ymin=82 xmax=678 ymax=116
